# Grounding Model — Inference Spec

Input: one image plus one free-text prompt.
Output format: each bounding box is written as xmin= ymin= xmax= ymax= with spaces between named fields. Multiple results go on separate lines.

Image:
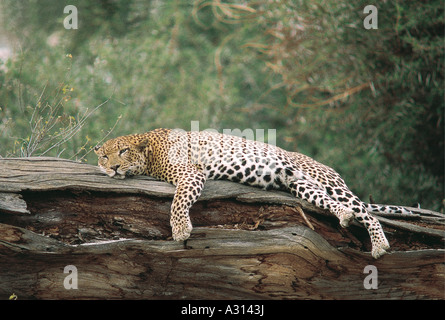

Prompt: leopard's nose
xmin=110 ymin=164 xmax=120 ymax=172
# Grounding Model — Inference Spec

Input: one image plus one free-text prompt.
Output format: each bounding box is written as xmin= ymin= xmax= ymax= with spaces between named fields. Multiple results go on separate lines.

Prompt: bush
xmin=0 ymin=0 xmax=442 ymax=210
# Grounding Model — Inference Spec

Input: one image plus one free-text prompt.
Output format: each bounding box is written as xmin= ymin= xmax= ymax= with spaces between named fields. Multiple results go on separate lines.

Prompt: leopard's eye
xmin=101 ymin=155 xmax=108 ymax=161
xmin=119 ymin=148 xmax=129 ymax=156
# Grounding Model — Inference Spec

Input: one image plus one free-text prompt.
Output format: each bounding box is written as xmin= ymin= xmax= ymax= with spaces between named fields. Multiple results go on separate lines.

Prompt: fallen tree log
xmin=0 ymin=157 xmax=443 ymax=299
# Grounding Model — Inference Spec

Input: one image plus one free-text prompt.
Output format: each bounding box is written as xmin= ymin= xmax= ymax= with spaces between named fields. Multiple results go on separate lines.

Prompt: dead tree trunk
xmin=0 ymin=157 xmax=444 ymax=299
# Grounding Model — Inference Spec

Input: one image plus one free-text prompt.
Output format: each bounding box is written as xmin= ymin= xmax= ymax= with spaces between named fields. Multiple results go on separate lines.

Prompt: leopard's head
xmin=94 ymin=134 xmax=149 ymax=179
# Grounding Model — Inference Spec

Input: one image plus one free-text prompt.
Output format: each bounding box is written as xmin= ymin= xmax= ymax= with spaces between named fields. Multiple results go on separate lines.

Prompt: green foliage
xmin=0 ymin=0 xmax=442 ymax=210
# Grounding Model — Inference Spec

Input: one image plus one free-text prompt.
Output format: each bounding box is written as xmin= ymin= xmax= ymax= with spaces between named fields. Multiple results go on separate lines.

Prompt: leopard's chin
xmin=101 ymin=167 xmax=126 ymax=179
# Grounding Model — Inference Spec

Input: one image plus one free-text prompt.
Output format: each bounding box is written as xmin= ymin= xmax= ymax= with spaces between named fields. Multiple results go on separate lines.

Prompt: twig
xmin=75 ymin=113 xmax=122 ymax=162
xmin=291 ymin=205 xmax=315 ymax=230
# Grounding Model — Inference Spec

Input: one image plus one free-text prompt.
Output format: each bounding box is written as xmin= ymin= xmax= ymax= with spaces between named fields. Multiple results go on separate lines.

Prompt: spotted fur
xmin=94 ymin=128 xmax=412 ymax=259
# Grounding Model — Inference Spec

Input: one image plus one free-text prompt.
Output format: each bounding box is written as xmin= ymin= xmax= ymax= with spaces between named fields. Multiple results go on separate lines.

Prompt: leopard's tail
xmin=366 ymin=203 xmax=414 ymax=215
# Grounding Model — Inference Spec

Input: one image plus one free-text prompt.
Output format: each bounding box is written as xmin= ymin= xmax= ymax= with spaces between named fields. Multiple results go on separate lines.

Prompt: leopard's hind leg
xmin=288 ymin=179 xmax=355 ymax=228
xmin=325 ymin=186 xmax=390 ymax=259
xmin=289 ymin=179 xmax=389 ymax=259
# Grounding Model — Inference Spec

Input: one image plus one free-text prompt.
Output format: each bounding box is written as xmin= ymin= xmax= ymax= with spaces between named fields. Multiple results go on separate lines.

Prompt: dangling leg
xmin=323 ymin=186 xmax=390 ymax=259
xmin=289 ymin=179 xmax=389 ymax=259
xmin=170 ymin=167 xmax=206 ymax=241
xmin=354 ymin=203 xmax=390 ymax=259
xmin=288 ymin=179 xmax=355 ymax=228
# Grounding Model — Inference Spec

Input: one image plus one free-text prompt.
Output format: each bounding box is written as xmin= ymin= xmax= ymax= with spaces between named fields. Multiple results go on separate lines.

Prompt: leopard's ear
xmin=134 ymin=138 xmax=149 ymax=151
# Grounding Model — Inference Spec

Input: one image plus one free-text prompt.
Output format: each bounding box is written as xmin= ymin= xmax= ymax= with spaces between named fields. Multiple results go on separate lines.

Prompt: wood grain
xmin=0 ymin=157 xmax=443 ymax=299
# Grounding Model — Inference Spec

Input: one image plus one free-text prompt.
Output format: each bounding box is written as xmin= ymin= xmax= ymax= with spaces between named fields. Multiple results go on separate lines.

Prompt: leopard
xmin=94 ymin=128 xmax=413 ymax=259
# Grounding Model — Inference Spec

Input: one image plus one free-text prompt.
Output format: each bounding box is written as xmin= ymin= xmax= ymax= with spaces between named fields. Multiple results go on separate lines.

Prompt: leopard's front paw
xmin=171 ymin=220 xmax=193 ymax=241
xmin=371 ymin=246 xmax=388 ymax=259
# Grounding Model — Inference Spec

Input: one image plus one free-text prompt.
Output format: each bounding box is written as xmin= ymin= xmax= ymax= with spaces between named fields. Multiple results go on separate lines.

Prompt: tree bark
xmin=0 ymin=157 xmax=444 ymax=300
